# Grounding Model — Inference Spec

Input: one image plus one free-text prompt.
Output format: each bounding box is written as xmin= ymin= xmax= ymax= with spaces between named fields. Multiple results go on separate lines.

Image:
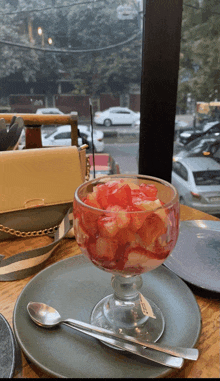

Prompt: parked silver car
xmin=172 ymin=156 xmax=220 ymax=215
xmin=179 ymin=121 xmax=220 ymax=145
xmin=173 ymin=135 xmax=220 ymax=161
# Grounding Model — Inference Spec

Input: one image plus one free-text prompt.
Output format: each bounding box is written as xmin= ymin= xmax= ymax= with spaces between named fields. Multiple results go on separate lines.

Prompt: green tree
xmin=0 ymin=0 xmax=40 ymax=82
xmin=64 ymin=0 xmax=141 ymax=96
xmin=177 ymin=0 xmax=220 ymax=111
xmin=0 ymin=0 xmax=142 ymax=97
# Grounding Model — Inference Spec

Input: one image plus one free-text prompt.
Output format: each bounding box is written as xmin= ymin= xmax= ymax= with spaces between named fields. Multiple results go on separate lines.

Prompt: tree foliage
xmin=177 ymin=0 xmax=220 ymax=111
xmin=1 ymin=0 xmax=219 ymax=106
xmin=0 ymin=0 xmax=142 ymax=96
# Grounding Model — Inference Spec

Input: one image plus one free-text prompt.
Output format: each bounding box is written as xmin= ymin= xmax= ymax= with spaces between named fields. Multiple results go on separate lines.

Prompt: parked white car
xmin=36 ymin=108 xmax=64 ymax=115
xmin=132 ymin=119 xmax=140 ymax=129
xmin=172 ymin=156 xmax=220 ymax=215
xmin=94 ymin=107 xmax=140 ymax=127
xmin=42 ymin=125 xmax=104 ymax=152
xmin=19 ymin=125 xmax=104 ymax=152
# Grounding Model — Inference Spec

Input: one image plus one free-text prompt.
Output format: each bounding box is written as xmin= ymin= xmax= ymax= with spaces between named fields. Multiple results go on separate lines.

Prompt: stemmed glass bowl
xmin=73 ymin=174 xmax=179 ymax=344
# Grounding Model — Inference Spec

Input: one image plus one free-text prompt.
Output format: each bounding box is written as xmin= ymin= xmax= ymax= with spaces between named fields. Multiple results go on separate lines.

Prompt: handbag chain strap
xmin=85 ymin=155 xmax=90 ymax=181
xmin=0 ymin=223 xmax=59 ymax=237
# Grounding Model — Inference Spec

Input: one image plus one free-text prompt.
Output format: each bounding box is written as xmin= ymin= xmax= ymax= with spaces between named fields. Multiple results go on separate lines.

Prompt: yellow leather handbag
xmin=0 ymin=145 xmax=88 ymax=280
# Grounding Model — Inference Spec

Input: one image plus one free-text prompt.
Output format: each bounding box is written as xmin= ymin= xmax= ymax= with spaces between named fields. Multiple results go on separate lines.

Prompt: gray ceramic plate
xmin=0 ymin=314 xmax=15 ymax=378
xmin=164 ymin=220 xmax=220 ymax=293
xmin=13 ymin=254 xmax=201 ymax=378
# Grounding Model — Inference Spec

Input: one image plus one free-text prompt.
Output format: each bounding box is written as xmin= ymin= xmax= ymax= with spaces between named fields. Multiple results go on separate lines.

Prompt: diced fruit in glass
xmin=108 ymin=184 xmax=132 ymax=208
xmin=95 ymin=237 xmax=118 ymax=261
xmin=106 ymin=205 xmax=130 ymax=229
xmin=138 ymin=212 xmax=167 ymax=246
xmin=73 ymin=218 xmax=89 ymax=247
xmin=97 ymin=215 xmax=119 ymax=237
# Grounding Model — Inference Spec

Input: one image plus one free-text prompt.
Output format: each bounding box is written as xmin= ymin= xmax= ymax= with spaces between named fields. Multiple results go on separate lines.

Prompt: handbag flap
xmin=0 ymin=146 xmax=83 ymax=214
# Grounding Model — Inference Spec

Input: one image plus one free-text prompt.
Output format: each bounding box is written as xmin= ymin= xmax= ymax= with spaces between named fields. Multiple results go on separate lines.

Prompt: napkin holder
xmin=0 ymin=146 xmax=88 ymax=281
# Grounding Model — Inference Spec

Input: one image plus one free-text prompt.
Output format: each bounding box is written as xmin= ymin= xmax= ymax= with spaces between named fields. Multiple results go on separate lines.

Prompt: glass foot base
xmin=90 ymin=294 xmax=165 ymax=350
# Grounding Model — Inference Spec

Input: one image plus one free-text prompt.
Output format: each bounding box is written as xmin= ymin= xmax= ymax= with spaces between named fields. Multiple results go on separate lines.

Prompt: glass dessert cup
xmin=74 ymin=174 xmax=179 ymax=346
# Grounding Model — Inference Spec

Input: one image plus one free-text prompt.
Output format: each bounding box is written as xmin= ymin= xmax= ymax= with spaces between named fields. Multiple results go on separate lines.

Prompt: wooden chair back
xmin=0 ymin=113 xmax=78 ymax=147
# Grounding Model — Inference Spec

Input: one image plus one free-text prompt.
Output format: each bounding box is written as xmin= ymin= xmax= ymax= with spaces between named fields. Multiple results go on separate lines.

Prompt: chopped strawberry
xmin=108 ymin=184 xmax=132 ymax=208
xmin=86 ymin=240 xmax=97 ymax=260
xmin=97 ymin=215 xmax=119 ymax=237
xmin=153 ymin=199 xmax=167 ymax=221
xmin=126 ymin=205 xmax=147 ymax=232
xmin=125 ymin=247 xmax=147 ymax=263
xmin=132 ymin=198 xmax=160 ymax=211
xmin=115 ymin=227 xmax=136 ymax=245
xmin=95 ymin=237 xmax=118 ymax=261
xmin=152 ymin=238 xmax=170 ymax=260
xmin=95 ymin=184 xmax=111 ymax=209
xmin=131 ymin=187 xmax=158 ymax=210
xmin=73 ymin=207 xmax=81 ymax=222
xmin=95 ymin=182 xmax=119 ymax=209
xmin=131 ymin=191 xmax=151 ymax=206
xmin=85 ymin=193 xmax=101 ymax=209
xmin=74 ymin=179 xmax=173 ymax=274
xmin=137 ymin=212 xmax=167 ymax=246
xmin=106 ymin=205 xmax=130 ymax=229
xmin=113 ymin=244 xmax=128 ymax=271
xmin=106 ymin=180 xmax=123 ymax=189
xmin=126 ymin=182 xmax=140 ymax=190
xmin=123 ymin=246 xmax=150 ymax=273
xmin=80 ymin=203 xmax=100 ymax=236
xmin=131 ymin=189 xmax=147 ymax=198
xmin=139 ymin=184 xmax=158 ymax=199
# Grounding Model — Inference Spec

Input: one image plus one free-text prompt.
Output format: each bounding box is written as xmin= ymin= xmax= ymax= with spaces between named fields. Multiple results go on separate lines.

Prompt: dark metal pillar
xmin=139 ymin=0 xmax=183 ymax=182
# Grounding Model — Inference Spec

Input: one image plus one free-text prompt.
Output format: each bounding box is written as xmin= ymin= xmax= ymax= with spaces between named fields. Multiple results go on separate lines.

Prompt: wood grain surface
xmin=1 ymin=205 xmax=219 ymax=378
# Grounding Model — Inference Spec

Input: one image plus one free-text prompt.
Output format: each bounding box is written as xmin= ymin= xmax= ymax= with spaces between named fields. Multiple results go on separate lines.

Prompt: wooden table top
xmin=1 ymin=205 xmax=219 ymax=378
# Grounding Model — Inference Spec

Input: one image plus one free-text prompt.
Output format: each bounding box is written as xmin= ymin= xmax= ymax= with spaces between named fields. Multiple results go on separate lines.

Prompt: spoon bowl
xmin=28 ymin=302 xmax=62 ymax=327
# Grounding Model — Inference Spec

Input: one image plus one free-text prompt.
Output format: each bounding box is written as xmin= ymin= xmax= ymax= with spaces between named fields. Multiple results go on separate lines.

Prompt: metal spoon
xmin=27 ymin=302 xmax=198 ymax=366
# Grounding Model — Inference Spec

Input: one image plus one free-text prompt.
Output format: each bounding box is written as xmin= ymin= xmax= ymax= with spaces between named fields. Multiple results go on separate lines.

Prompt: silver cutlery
xmin=27 ymin=302 xmax=199 ymax=367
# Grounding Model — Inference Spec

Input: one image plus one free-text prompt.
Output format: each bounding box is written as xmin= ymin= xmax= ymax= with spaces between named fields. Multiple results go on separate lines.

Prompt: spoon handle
xmin=65 ymin=318 xmax=198 ymax=361
xmin=63 ymin=322 xmax=183 ymax=369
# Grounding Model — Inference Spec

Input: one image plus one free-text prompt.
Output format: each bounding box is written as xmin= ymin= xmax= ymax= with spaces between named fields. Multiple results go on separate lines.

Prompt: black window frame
xmin=139 ymin=0 xmax=183 ymax=182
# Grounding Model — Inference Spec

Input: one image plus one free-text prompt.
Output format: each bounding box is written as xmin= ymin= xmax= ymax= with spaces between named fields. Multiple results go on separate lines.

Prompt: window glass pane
xmin=1 ymin=0 xmax=142 ymax=174
xmin=193 ymin=170 xmax=220 ymax=185
xmin=174 ymin=0 xmax=220 ymax=217
xmin=173 ymin=162 xmax=188 ymax=181
xmin=209 ymin=125 xmax=220 ymax=133
xmin=212 ymin=145 xmax=220 ymax=158
xmin=54 ymin=132 xmax=70 ymax=139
